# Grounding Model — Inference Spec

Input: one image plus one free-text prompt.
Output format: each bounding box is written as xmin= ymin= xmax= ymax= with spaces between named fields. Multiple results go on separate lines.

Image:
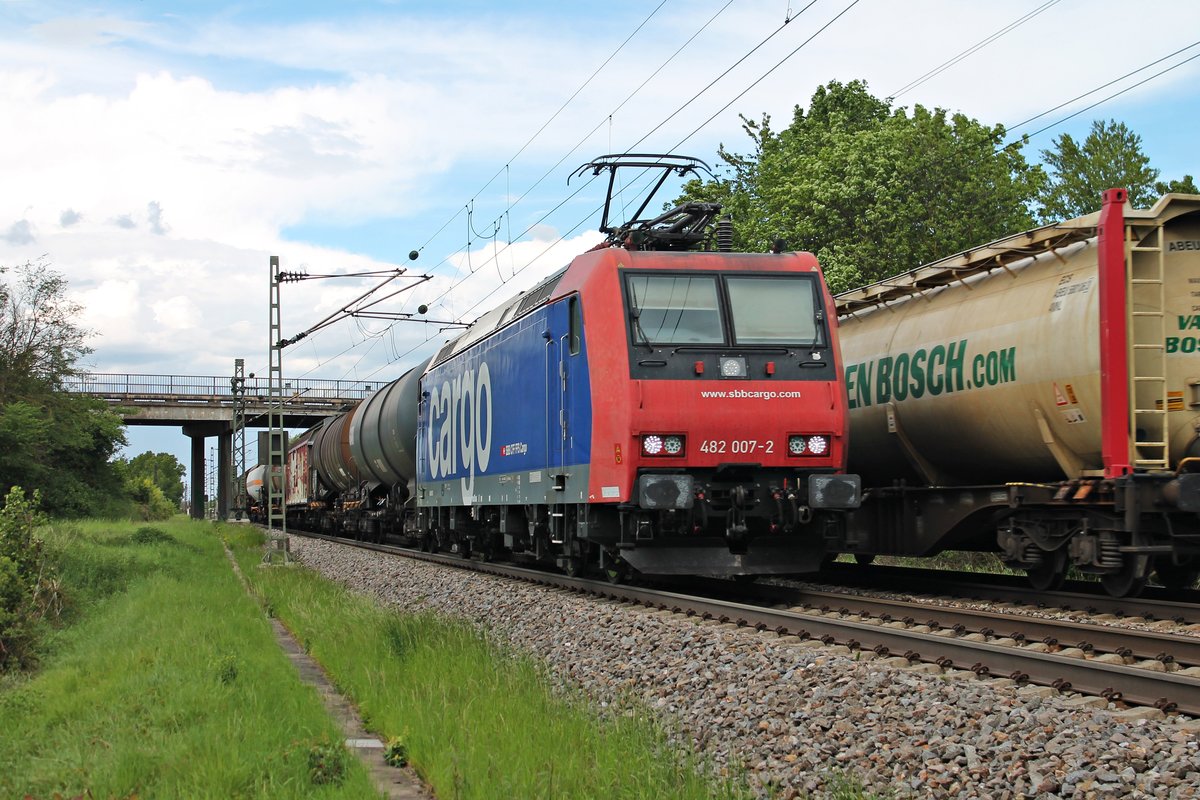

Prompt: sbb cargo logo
xmin=427 ymin=361 xmax=493 ymax=502
xmin=845 ymin=339 xmax=1017 ymax=409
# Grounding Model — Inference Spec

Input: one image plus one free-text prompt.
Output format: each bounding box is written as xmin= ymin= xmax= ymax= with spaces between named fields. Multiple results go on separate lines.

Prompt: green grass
xmin=227 ymin=525 xmax=751 ymax=800
xmin=2 ymin=516 xmax=885 ymax=799
xmin=0 ymin=518 xmax=376 ymax=799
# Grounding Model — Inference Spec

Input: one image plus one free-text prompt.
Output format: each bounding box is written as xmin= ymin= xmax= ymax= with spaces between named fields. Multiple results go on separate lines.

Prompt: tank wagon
xmin=832 ymin=190 xmax=1200 ymax=595
xmin=265 ymin=155 xmax=861 ymax=579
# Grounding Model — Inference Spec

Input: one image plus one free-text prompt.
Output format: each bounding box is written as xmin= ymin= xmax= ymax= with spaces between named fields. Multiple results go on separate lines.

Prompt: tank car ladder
xmin=1127 ymin=220 xmax=1169 ymax=471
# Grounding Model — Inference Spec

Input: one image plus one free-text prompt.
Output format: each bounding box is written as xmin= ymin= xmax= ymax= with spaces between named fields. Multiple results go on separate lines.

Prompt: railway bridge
xmin=63 ymin=373 xmax=375 ymax=519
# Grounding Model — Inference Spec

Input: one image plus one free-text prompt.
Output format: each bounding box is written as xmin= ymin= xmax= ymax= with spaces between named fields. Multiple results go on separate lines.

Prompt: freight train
xmin=257 ymin=155 xmax=862 ymax=581
xmin=830 ymin=190 xmax=1200 ymax=596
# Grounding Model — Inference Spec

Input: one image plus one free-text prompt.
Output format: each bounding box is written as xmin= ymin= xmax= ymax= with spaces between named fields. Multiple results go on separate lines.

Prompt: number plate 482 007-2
xmin=698 ymin=439 xmax=774 ymax=455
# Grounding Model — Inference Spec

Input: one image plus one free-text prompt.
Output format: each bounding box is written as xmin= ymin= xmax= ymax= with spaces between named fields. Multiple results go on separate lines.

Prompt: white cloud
xmin=0 ymin=0 xmax=1197 ymax=391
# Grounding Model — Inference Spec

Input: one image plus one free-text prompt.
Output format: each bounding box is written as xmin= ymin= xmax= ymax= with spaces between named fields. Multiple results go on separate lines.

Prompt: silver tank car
xmin=347 ymin=365 xmax=422 ymax=497
xmin=312 ymin=411 xmax=360 ymax=492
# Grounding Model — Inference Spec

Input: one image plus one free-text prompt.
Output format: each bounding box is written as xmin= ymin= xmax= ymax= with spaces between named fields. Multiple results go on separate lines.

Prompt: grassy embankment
xmin=2 ymin=517 xmax=772 ymax=799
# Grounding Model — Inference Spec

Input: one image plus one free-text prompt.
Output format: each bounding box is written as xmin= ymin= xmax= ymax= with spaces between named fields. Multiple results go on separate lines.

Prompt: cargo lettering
xmin=846 ymin=340 xmax=1016 ymax=409
xmin=1167 ymin=337 xmax=1200 ymax=353
xmin=1168 ymin=240 xmax=1200 ymax=252
xmin=427 ymin=362 xmax=494 ymax=496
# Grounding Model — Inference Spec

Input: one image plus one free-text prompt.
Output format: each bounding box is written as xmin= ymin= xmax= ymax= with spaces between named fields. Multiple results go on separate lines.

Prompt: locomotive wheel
xmin=1153 ymin=556 xmax=1200 ymax=591
xmin=854 ymin=554 xmax=876 ymax=567
xmin=563 ymin=556 xmax=583 ymax=578
xmin=1024 ymin=547 xmax=1067 ymax=592
xmin=1100 ymin=553 xmax=1151 ymax=598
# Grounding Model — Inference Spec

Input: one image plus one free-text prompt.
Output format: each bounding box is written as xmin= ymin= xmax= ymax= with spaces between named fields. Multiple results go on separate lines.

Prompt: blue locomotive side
xmin=416 ymin=296 xmax=593 ymax=506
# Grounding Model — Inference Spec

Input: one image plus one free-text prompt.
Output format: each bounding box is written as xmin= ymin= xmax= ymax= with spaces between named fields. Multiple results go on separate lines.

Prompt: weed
xmin=213 ymin=653 xmax=239 ymax=684
xmin=300 ymin=735 xmax=348 ymax=786
xmin=384 ymin=735 xmax=409 ymax=768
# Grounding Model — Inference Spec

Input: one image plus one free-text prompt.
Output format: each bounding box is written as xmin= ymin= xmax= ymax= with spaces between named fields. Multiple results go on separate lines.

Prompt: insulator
xmin=717 ymin=215 xmax=734 ymax=252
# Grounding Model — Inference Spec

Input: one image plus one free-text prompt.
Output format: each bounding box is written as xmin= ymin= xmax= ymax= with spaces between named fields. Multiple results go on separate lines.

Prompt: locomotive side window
xmin=726 ymin=276 xmax=822 ymax=345
xmin=626 ymin=275 xmax=722 ymax=344
xmin=568 ymin=295 xmax=582 ymax=355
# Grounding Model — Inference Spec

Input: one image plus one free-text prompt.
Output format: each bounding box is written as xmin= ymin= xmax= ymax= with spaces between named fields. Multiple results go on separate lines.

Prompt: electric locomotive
xmin=275 ymin=155 xmax=861 ymax=580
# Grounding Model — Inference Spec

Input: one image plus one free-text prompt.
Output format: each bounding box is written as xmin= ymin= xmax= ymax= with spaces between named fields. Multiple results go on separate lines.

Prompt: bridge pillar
xmin=188 ymin=434 xmax=205 ymax=520
xmin=184 ymin=422 xmax=231 ymax=520
xmin=217 ymin=428 xmax=232 ymax=521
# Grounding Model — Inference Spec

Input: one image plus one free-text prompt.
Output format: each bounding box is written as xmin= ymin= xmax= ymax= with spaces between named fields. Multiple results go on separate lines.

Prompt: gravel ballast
xmin=288 ymin=536 xmax=1200 ymax=799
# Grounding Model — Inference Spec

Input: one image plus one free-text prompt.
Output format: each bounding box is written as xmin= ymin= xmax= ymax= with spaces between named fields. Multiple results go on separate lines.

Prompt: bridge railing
xmin=62 ymin=373 xmax=379 ymax=402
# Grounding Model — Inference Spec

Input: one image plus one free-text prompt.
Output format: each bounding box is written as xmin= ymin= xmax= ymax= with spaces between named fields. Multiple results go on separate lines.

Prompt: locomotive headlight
xmin=719 ymin=356 xmax=747 ymax=378
xmin=642 ymin=434 xmax=685 ymax=457
xmin=788 ymin=434 xmax=830 ymax=457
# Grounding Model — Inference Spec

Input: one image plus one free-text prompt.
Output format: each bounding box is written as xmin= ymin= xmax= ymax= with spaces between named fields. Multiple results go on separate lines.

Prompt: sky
xmin=2 ymin=0 xmax=1199 ymax=491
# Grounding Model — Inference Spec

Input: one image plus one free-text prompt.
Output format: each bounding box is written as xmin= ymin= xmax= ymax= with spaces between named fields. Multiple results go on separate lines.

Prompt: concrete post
xmin=189 ymin=434 xmax=205 ymax=519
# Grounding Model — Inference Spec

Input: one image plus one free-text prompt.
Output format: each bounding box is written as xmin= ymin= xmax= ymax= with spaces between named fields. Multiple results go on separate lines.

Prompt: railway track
xmin=815 ymin=563 xmax=1200 ymax=623
xmin=282 ymin=530 xmax=1200 ymax=717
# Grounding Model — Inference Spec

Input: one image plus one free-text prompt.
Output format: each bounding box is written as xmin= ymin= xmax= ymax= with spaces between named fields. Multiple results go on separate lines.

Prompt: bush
xmin=0 ymin=487 xmax=53 ymax=670
xmin=125 ymin=477 xmax=176 ymax=521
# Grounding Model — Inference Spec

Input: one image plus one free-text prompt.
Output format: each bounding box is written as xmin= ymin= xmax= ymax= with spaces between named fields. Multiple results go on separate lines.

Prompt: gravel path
xmin=289 ymin=536 xmax=1200 ymax=799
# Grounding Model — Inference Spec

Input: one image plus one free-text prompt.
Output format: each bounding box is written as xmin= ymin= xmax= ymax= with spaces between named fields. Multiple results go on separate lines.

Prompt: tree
xmin=1036 ymin=119 xmax=1161 ymax=222
xmin=1155 ymin=175 xmax=1199 ymax=195
xmin=0 ymin=259 xmax=128 ymax=516
xmin=122 ymin=451 xmax=186 ymax=505
xmin=0 ymin=258 xmax=93 ymax=402
xmin=675 ymin=80 xmax=1045 ymax=292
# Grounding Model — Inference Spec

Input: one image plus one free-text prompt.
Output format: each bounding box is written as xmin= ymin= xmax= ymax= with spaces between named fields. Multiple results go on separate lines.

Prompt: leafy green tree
xmin=1036 ymin=119 xmax=1163 ymax=221
xmin=0 ymin=260 xmax=127 ymax=516
xmin=1155 ymin=175 xmax=1199 ymax=195
xmin=122 ymin=451 xmax=186 ymax=505
xmin=676 ymin=80 xmax=1045 ymax=292
xmin=0 ymin=258 xmax=92 ymax=402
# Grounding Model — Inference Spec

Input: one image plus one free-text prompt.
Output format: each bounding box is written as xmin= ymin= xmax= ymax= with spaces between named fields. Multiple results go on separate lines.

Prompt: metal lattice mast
xmin=230 ymin=358 xmax=247 ymax=520
xmin=208 ymin=445 xmax=217 ymax=519
xmin=268 ymin=256 xmax=286 ymax=538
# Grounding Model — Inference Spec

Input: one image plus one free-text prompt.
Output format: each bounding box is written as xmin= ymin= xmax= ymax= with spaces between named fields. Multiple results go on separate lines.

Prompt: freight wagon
xmin=832 ymin=190 xmax=1200 ymax=596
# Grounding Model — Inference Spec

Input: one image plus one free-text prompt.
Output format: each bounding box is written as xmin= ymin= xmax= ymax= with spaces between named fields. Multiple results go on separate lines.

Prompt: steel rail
xmin=707 ymin=580 xmax=1200 ymax=668
xmin=287 ymin=531 xmax=1200 ymax=716
xmin=817 ymin=563 xmax=1200 ymax=622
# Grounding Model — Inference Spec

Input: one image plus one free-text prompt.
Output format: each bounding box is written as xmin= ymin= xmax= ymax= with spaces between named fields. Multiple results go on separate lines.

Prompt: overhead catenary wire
xmin=887 ymin=0 xmax=1063 ymax=101
xmin=998 ymin=43 xmax=1200 ymax=152
xmin=310 ymin=0 xmax=867 ymax=383
xmin=293 ymin=4 xmax=1197 ymax=389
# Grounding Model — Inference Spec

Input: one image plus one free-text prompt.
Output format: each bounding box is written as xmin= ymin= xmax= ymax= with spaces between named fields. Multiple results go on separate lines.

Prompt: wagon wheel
xmin=1100 ymin=553 xmax=1151 ymax=598
xmin=563 ymin=556 xmax=583 ymax=578
xmin=1153 ymin=556 xmax=1200 ymax=591
xmin=603 ymin=559 xmax=630 ymax=585
xmin=1024 ymin=547 xmax=1067 ymax=592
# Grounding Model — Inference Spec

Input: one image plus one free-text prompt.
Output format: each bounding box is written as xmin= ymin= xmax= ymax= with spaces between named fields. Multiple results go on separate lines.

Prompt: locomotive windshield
xmin=627 ymin=274 xmax=723 ymax=344
xmin=727 ymin=276 xmax=819 ymax=344
xmin=626 ymin=272 xmax=823 ymax=346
